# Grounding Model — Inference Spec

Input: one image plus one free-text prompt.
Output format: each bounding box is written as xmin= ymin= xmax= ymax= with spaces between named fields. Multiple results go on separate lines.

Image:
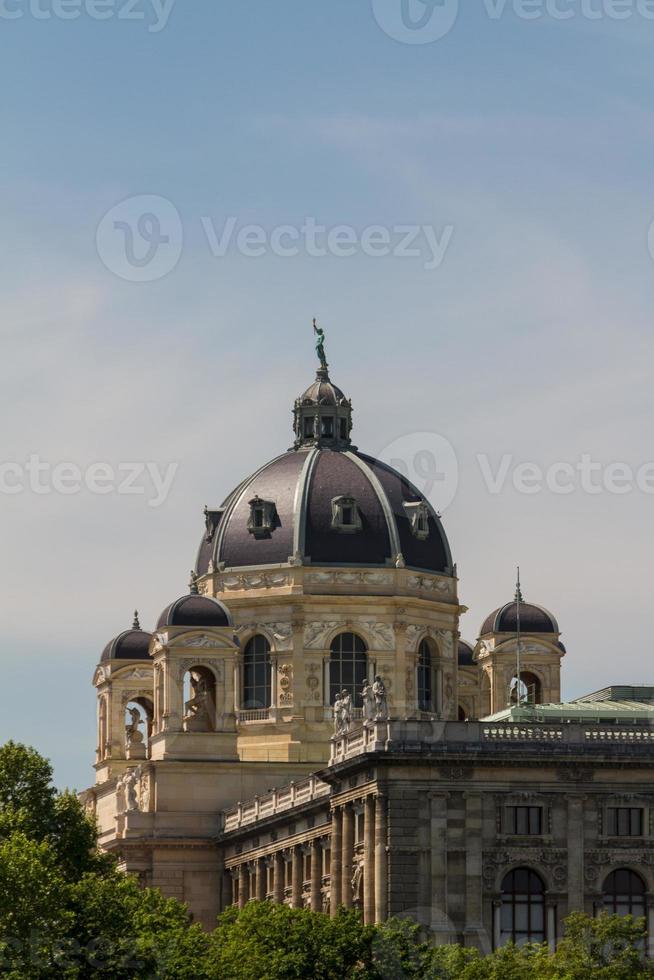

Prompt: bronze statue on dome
xmin=313 ymin=318 xmax=328 ymax=372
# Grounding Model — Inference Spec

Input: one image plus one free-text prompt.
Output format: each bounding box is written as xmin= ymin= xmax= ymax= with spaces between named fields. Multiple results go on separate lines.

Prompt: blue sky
xmin=2 ymin=0 xmax=654 ymax=788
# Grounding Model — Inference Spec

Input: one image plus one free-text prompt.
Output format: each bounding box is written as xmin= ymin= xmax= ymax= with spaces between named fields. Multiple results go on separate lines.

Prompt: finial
xmin=189 ymin=570 xmax=199 ymax=595
xmin=132 ymin=610 xmax=141 ymax=630
xmin=313 ymin=317 xmax=329 ymax=376
xmin=514 ymin=566 xmax=523 ymax=603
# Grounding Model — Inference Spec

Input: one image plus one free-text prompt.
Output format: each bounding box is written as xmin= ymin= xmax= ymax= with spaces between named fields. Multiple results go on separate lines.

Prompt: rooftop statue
xmin=313 ymin=318 xmax=328 ymax=372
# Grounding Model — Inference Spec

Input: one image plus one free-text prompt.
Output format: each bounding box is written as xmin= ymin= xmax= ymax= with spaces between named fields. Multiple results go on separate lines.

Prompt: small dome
xmin=299 ymin=376 xmax=348 ymax=407
xmin=101 ymin=612 xmax=152 ymax=662
xmin=480 ymin=599 xmax=558 ymax=636
xmin=157 ymin=593 xmax=233 ymax=630
xmin=458 ymin=640 xmax=475 ymax=666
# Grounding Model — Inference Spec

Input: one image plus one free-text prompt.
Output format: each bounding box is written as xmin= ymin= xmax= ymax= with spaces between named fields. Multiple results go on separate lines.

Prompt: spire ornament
xmin=132 ymin=610 xmax=141 ymax=630
xmin=189 ymin=571 xmax=199 ymax=595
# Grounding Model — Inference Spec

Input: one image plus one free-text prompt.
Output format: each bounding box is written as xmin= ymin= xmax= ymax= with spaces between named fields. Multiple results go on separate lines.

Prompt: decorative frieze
xmin=236 ymin=623 xmax=294 ymax=651
xmin=307 ymin=571 xmax=392 ymax=588
xmin=483 ymin=848 xmax=567 ymax=888
xmin=218 ymin=572 xmax=291 ymax=591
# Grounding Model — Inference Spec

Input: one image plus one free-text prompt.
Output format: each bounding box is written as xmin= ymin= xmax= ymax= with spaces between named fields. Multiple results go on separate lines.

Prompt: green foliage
xmin=0 ymin=741 xmax=653 ymax=979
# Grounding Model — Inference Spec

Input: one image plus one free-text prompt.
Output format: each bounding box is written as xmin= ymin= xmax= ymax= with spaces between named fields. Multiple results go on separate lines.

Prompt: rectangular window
xmin=504 ymin=806 xmax=542 ymax=835
xmin=304 ymin=418 xmax=314 ymax=438
xmin=322 ymin=417 xmax=334 ymax=437
xmin=340 ymin=418 xmax=347 ymax=440
xmin=606 ymin=807 xmax=643 ymax=837
xmin=342 ymin=506 xmax=353 ymax=526
xmin=254 ymin=508 xmax=264 ymax=528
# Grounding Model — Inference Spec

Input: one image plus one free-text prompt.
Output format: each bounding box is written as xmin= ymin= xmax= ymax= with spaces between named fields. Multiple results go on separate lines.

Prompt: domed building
xmin=84 ymin=336 xmax=654 ymax=948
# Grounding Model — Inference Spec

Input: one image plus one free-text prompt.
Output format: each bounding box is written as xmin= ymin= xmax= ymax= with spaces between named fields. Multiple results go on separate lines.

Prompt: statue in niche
xmin=372 ymin=676 xmax=389 ymax=720
xmin=333 ymin=689 xmax=352 ymax=736
xmin=362 ymin=681 xmax=375 ymax=723
xmin=184 ymin=672 xmax=213 ymax=732
xmin=125 ymin=706 xmax=143 ymax=749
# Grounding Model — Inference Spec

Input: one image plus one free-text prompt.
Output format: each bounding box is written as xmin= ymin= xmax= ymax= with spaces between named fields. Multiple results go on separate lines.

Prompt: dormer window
xmin=331 ymin=495 xmax=362 ymax=534
xmin=247 ymin=496 xmax=278 ymax=538
xmin=404 ymin=501 xmax=430 ymax=540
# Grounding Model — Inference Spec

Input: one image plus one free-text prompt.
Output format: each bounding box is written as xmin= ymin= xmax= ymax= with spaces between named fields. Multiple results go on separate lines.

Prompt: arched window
xmin=603 ymin=869 xmax=646 ymax=918
xmin=329 ymin=633 xmax=367 ymax=707
xmin=510 ymin=671 xmax=542 ymax=706
xmin=458 ymin=705 xmax=467 ymax=721
xmin=417 ymin=640 xmax=433 ymax=712
xmin=500 ymin=868 xmax=546 ymax=947
xmin=243 ymin=635 xmax=272 ymax=709
xmin=481 ymin=672 xmax=491 ymax=717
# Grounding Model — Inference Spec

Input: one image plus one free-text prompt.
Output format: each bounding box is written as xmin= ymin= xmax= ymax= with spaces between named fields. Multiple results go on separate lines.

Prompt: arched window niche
xmin=183 ymin=666 xmax=216 ymax=732
xmin=329 ymin=632 xmax=368 ymax=709
xmin=124 ymin=698 xmax=153 ymax=760
xmin=500 ymin=867 xmax=546 ymax=947
xmin=510 ymin=671 xmax=543 ymax=706
xmin=242 ymin=635 xmax=272 ymax=713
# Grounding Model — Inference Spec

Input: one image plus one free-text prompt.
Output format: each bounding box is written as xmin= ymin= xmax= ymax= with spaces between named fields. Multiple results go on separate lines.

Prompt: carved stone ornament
xmin=304 ymin=622 xmax=341 ymax=649
xmin=182 ymin=634 xmax=229 ymax=650
xmin=358 ymin=620 xmax=395 ymax=651
xmin=307 ymin=570 xmax=392 ymax=588
xmin=439 ymin=766 xmax=473 ymax=781
xmin=278 ymin=663 xmax=294 ymax=705
xmin=93 ymin=666 xmax=108 ymax=686
xmin=558 ymin=767 xmax=594 ymax=783
xmin=483 ymin=848 xmax=568 ymax=886
xmin=235 ymin=622 xmax=293 ymax=650
xmin=407 ymin=575 xmax=451 ymax=595
xmin=218 ymin=572 xmax=290 ymax=591
xmin=305 ymin=663 xmax=321 ymax=702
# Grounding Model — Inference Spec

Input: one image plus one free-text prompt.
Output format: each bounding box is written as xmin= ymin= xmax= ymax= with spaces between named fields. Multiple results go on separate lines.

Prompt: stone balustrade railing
xmin=222 ymin=774 xmax=330 ymax=833
xmin=329 ymin=718 xmax=654 ymax=764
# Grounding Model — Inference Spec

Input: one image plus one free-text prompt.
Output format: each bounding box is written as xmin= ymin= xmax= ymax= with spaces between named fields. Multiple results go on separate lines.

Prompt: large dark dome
xmin=480 ymin=601 xmax=558 ymax=636
xmin=196 ymin=448 xmax=453 ymax=576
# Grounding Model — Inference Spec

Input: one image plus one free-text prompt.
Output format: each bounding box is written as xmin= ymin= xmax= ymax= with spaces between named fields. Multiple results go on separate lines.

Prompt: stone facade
xmin=83 ymin=352 xmax=654 ymax=944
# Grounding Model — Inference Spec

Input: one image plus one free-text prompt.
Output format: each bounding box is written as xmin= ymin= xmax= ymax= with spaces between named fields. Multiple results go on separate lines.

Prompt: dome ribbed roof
xmin=480 ymin=600 xmax=558 ymax=636
xmin=101 ymin=615 xmax=152 ymax=662
xmin=196 ymin=448 xmax=453 ymax=577
xmin=157 ymin=594 xmax=233 ymax=630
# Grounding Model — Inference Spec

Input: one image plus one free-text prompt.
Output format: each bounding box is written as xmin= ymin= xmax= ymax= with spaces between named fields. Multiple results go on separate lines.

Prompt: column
xmin=255 ymin=857 xmax=266 ymax=902
xmin=364 ymin=795 xmax=375 ymax=925
xmin=342 ymin=804 xmax=354 ymax=908
xmin=310 ymin=839 xmax=322 ymax=912
xmin=547 ymin=903 xmax=557 ymax=953
xmin=330 ymin=807 xmax=342 ymax=916
xmin=291 ymin=845 xmax=302 ymax=908
xmin=492 ymin=899 xmax=501 ymax=950
xmin=273 ymin=852 xmax=284 ymax=904
xmin=566 ymin=795 xmax=585 ymax=912
xmin=463 ymin=792 xmax=484 ymax=946
xmin=374 ymin=793 xmax=388 ymax=922
xmin=430 ymin=791 xmax=452 ymax=941
xmin=238 ymin=865 xmax=248 ymax=909
xmin=233 ymin=660 xmax=241 ymax=714
xmin=647 ymin=899 xmax=654 ymax=960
